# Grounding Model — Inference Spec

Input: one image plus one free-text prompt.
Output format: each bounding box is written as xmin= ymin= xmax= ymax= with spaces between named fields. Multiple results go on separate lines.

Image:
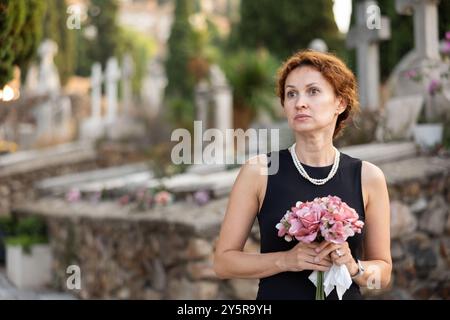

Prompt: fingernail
xmin=315 ymin=248 xmax=320 ymax=253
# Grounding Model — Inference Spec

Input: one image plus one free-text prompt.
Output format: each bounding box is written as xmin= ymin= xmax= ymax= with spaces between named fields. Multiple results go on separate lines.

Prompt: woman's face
xmin=283 ymin=66 xmax=346 ymax=135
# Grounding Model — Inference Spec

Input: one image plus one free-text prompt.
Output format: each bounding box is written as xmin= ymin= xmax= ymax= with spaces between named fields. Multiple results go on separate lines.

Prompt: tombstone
xmin=396 ymin=0 xmax=440 ymax=61
xmin=91 ymin=63 xmax=102 ymax=119
xmin=80 ymin=63 xmax=105 ymax=140
xmin=308 ymin=39 xmax=328 ymax=53
xmin=105 ymin=57 xmax=121 ymax=123
xmin=37 ymin=39 xmax=61 ymax=96
xmin=121 ymin=54 xmax=134 ymax=116
xmin=141 ymin=58 xmax=167 ymax=118
xmin=195 ymin=80 xmax=210 ymax=127
xmin=210 ymin=65 xmax=233 ymax=136
xmin=347 ymin=0 xmax=391 ymax=110
xmin=375 ymin=94 xmax=424 ymax=141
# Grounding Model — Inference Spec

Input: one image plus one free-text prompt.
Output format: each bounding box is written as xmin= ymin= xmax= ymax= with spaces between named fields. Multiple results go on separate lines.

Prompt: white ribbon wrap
xmin=308 ymin=264 xmax=353 ymax=300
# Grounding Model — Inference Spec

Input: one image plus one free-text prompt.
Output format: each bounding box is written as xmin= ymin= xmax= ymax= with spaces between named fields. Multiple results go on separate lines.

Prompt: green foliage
xmin=75 ymin=0 xmax=120 ymax=75
xmin=117 ymin=27 xmax=157 ymax=96
xmin=233 ymin=0 xmax=344 ymax=61
xmin=89 ymin=0 xmax=120 ymax=69
xmin=4 ymin=216 xmax=48 ymax=255
xmin=0 ymin=0 xmax=46 ymax=87
xmin=165 ymin=0 xmax=196 ymax=98
xmin=42 ymin=0 xmax=76 ymax=85
xmin=164 ymin=0 xmax=199 ymax=129
xmin=0 ymin=216 xmax=15 ymax=236
xmin=220 ymin=48 xmax=280 ymax=118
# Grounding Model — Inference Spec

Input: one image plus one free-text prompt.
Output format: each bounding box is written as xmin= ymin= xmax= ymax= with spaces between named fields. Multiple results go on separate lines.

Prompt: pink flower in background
xmin=446 ymin=31 xmax=450 ymax=41
xmin=428 ymin=79 xmax=442 ymax=95
xmin=154 ymin=191 xmax=173 ymax=206
xmin=66 ymin=188 xmax=81 ymax=202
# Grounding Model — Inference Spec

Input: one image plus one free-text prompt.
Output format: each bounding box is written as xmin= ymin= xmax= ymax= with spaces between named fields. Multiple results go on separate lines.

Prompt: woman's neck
xmin=293 ymin=135 xmax=336 ymax=167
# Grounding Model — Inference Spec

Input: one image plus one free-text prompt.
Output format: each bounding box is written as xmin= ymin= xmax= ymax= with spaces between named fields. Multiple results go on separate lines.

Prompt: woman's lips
xmin=294 ymin=114 xmax=311 ymax=120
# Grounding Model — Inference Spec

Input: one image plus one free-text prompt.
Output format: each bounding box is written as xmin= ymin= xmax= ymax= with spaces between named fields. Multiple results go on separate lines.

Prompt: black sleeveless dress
xmin=256 ymin=149 xmax=365 ymax=300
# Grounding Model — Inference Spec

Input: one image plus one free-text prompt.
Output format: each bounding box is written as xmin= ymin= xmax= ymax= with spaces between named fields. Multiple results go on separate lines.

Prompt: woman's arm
xmin=353 ymin=161 xmax=392 ymax=288
xmin=213 ymin=155 xmax=331 ymax=279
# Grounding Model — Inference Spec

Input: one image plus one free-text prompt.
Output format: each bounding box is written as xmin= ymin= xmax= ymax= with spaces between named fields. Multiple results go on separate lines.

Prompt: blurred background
xmin=0 ymin=0 xmax=449 ymax=300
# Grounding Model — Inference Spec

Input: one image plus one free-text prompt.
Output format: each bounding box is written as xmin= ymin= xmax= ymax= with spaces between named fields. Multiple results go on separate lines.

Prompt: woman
xmin=213 ymin=50 xmax=392 ymax=300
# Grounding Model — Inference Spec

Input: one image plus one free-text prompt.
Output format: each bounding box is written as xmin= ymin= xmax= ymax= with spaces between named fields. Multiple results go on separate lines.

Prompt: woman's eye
xmin=309 ymin=87 xmax=320 ymax=95
xmin=287 ymin=91 xmax=297 ymax=99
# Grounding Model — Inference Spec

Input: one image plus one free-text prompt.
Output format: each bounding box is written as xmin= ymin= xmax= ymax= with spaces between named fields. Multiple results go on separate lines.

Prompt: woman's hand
xmin=313 ymin=241 xmax=359 ymax=276
xmin=279 ymin=242 xmax=332 ymax=272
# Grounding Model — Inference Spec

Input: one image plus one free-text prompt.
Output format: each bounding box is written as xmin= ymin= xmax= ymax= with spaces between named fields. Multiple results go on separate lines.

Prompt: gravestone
xmin=308 ymin=39 xmax=328 ymax=53
xmin=105 ymin=57 xmax=121 ymax=123
xmin=375 ymin=94 xmax=424 ymax=141
xmin=80 ymin=63 xmax=105 ymax=140
xmin=141 ymin=58 xmax=167 ymax=118
xmin=347 ymin=0 xmax=391 ymax=110
xmin=37 ymin=39 xmax=61 ymax=96
xmin=121 ymin=54 xmax=134 ymax=116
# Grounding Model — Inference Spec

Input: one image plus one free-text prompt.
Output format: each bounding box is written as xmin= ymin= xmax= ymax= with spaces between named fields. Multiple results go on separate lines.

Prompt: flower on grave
xmin=66 ymin=188 xmax=81 ymax=202
xmin=193 ymin=190 xmax=210 ymax=206
xmin=428 ymin=79 xmax=443 ymax=96
xmin=154 ymin=191 xmax=173 ymax=206
xmin=118 ymin=194 xmax=130 ymax=206
xmin=135 ymin=188 xmax=153 ymax=210
xmin=441 ymin=31 xmax=450 ymax=57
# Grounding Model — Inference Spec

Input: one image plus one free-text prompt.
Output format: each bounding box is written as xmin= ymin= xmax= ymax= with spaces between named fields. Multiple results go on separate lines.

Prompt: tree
xmin=89 ymin=0 xmax=120 ymax=68
xmin=164 ymin=0 xmax=196 ymax=129
xmin=233 ymin=0 xmax=344 ymax=61
xmin=42 ymin=0 xmax=76 ymax=85
xmin=0 ymin=0 xmax=45 ymax=87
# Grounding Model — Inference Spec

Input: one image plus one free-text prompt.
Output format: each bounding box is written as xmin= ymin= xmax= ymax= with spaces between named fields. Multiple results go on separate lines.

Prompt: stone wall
xmin=12 ymin=156 xmax=450 ymax=299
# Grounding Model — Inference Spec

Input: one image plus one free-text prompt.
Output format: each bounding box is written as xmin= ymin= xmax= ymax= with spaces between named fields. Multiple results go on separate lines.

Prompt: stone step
xmin=0 ymin=142 xmax=97 ymax=177
xmin=340 ymin=141 xmax=417 ymax=164
xmin=36 ymin=162 xmax=151 ymax=194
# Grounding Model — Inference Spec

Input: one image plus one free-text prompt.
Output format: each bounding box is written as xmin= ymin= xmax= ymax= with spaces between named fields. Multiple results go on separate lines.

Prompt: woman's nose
xmin=295 ymin=95 xmax=308 ymax=110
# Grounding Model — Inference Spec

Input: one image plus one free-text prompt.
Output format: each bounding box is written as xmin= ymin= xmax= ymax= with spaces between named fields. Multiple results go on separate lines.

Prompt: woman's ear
xmin=336 ymin=97 xmax=347 ymax=115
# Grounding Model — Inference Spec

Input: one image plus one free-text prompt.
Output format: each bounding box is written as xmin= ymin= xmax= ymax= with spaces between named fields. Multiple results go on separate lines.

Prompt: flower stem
xmin=315 ymin=271 xmax=325 ymax=300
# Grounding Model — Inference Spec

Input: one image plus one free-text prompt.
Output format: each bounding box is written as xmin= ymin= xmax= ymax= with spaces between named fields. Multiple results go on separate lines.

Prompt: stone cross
xmin=105 ymin=57 xmax=121 ymax=123
xmin=121 ymin=54 xmax=134 ymax=116
xmin=195 ymin=80 xmax=210 ymax=127
xmin=37 ymin=39 xmax=61 ymax=96
xmin=347 ymin=0 xmax=391 ymax=110
xmin=396 ymin=0 xmax=440 ymax=61
xmin=141 ymin=58 xmax=167 ymax=118
xmin=210 ymin=64 xmax=233 ymax=136
xmin=90 ymin=63 xmax=102 ymax=119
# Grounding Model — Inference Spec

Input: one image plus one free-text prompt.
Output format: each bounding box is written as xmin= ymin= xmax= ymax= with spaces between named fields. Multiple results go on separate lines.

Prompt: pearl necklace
xmin=289 ymin=143 xmax=340 ymax=185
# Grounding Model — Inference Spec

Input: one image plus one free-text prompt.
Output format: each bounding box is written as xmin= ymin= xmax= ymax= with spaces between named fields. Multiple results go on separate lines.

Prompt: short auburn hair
xmin=276 ymin=50 xmax=359 ymax=138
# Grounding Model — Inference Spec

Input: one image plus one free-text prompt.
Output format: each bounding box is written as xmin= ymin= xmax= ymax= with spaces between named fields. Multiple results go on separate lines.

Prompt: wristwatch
xmin=351 ymin=259 xmax=365 ymax=279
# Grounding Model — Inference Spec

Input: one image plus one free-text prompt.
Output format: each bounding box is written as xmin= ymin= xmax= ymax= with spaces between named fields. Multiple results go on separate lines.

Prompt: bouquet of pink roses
xmin=276 ymin=195 xmax=364 ymax=300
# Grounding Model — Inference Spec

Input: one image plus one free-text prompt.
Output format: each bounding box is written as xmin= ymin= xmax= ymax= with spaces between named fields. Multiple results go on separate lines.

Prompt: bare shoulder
xmin=361 ymin=160 xmax=387 ymax=191
xmin=235 ymin=154 xmax=268 ymax=205
xmin=242 ymin=154 xmax=269 ymax=175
